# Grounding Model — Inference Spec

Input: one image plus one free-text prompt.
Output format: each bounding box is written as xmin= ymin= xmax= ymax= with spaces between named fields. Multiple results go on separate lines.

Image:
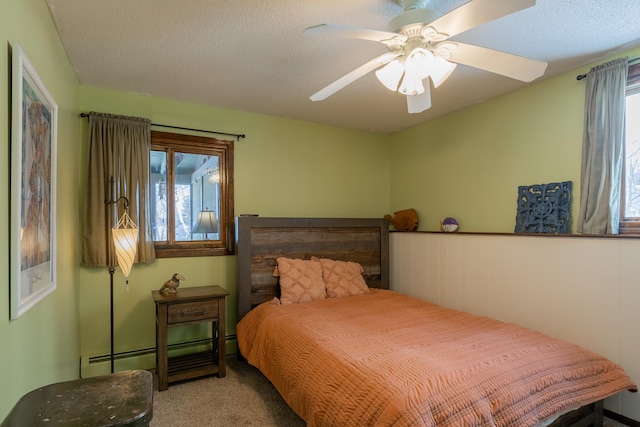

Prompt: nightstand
xmin=152 ymin=285 xmax=229 ymax=391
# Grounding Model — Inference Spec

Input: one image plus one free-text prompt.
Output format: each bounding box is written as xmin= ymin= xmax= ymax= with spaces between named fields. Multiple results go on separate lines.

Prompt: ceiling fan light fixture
xmin=406 ymin=83 xmax=431 ymax=114
xmin=404 ymin=47 xmax=434 ymax=81
xmin=430 ymin=56 xmax=457 ymax=88
xmin=375 ymin=59 xmax=405 ymax=91
xmin=420 ymin=26 xmax=448 ymax=42
xmin=433 ymin=41 xmax=457 ymax=60
xmin=398 ymin=75 xmax=425 ymax=96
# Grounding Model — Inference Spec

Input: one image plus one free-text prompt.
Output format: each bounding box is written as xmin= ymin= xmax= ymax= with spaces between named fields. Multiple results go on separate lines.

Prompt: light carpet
xmin=150 ymin=355 xmax=304 ymax=426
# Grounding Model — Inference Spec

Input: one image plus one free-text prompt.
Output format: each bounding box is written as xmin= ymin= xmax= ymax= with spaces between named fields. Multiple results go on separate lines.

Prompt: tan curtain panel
xmin=82 ymin=112 xmax=156 ymax=267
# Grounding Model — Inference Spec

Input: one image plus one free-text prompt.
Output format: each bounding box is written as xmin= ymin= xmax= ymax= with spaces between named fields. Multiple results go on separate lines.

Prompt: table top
xmin=1 ymin=370 xmax=153 ymax=427
xmin=152 ymin=285 xmax=229 ymax=304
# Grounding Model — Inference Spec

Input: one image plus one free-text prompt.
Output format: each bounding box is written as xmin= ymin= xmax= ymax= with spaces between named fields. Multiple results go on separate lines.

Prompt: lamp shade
xmin=192 ymin=209 xmax=218 ymax=235
xmin=375 ymin=59 xmax=405 ymax=91
xmin=430 ymin=57 xmax=457 ymax=88
xmin=111 ymin=211 xmax=138 ymax=281
xmin=404 ymin=48 xmax=434 ymax=81
xmin=398 ymin=75 xmax=425 ymax=96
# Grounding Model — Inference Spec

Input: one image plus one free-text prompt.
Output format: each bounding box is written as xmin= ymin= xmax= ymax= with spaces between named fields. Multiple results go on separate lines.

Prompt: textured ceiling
xmin=46 ymin=0 xmax=640 ymax=134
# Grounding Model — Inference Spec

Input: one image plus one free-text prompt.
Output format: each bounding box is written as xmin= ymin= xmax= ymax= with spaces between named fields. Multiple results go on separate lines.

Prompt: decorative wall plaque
xmin=514 ymin=181 xmax=572 ymax=234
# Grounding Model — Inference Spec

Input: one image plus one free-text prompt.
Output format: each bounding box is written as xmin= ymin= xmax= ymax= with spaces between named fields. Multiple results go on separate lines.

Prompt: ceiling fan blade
xmin=310 ymin=53 xmax=399 ymax=101
xmin=303 ymin=24 xmax=406 ymax=45
xmin=447 ymin=42 xmax=547 ymax=82
xmin=406 ymin=83 xmax=431 ymax=114
xmin=429 ymin=0 xmax=536 ymax=39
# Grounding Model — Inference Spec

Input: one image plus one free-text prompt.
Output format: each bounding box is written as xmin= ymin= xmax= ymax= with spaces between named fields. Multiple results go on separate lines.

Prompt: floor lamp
xmin=106 ymin=195 xmax=138 ymax=373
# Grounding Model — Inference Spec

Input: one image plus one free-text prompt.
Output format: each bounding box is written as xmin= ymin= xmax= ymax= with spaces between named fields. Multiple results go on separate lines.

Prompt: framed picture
xmin=10 ymin=43 xmax=58 ymax=319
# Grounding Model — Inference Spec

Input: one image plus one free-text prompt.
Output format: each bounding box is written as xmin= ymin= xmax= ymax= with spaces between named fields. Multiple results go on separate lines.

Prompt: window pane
xmin=174 ymin=183 xmax=192 ymax=241
xmin=191 ymin=155 xmax=220 ymax=241
xmin=174 ymin=152 xmax=220 ymax=242
xmin=191 ymin=171 xmax=220 ymax=242
xmin=150 ymin=151 xmax=167 ymax=241
xmin=624 ymin=91 xmax=640 ymax=218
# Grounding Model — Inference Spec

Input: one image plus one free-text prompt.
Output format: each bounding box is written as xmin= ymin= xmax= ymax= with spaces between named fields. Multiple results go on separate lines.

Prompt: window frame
xmin=619 ymin=62 xmax=640 ymax=234
xmin=151 ymin=131 xmax=235 ymax=257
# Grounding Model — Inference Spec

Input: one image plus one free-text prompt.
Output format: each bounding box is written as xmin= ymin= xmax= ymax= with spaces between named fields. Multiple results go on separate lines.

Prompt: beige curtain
xmin=82 ymin=112 xmax=156 ymax=267
xmin=576 ymin=57 xmax=628 ymax=234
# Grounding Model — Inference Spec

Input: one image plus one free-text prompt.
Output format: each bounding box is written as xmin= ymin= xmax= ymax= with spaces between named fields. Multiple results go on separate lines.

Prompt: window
xmin=620 ymin=62 xmax=640 ymax=234
xmin=150 ymin=131 xmax=234 ymax=257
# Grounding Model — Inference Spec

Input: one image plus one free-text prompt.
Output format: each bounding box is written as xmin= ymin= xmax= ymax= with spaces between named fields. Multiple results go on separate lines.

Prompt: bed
xmin=235 ymin=216 xmax=637 ymax=427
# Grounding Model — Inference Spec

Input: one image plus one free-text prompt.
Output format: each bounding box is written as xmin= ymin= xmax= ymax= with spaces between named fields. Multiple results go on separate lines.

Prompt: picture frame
xmin=10 ymin=43 xmax=58 ymax=319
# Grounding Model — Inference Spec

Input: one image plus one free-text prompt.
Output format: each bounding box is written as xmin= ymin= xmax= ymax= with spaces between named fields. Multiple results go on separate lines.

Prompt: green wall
xmin=0 ymin=0 xmax=81 ymax=420
xmin=77 ymin=86 xmax=390 ymax=373
xmin=389 ymin=47 xmax=640 ymax=233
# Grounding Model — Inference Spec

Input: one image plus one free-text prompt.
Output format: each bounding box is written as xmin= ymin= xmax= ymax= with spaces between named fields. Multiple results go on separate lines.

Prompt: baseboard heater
xmin=81 ymin=334 xmax=237 ymax=378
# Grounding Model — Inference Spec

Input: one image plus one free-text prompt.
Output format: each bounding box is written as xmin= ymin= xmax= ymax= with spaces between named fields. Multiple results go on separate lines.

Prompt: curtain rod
xmin=576 ymin=57 xmax=640 ymax=81
xmin=79 ymin=112 xmax=246 ymax=141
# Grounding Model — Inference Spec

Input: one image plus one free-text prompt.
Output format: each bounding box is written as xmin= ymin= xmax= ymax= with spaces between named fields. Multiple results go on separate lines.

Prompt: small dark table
xmin=152 ymin=285 xmax=229 ymax=391
xmin=1 ymin=370 xmax=153 ymax=427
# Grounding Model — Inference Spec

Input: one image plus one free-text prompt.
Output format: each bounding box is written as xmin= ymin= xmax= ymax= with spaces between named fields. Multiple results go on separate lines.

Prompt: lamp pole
xmin=105 ymin=176 xmax=131 ymax=374
xmin=108 ymin=266 xmax=115 ymax=373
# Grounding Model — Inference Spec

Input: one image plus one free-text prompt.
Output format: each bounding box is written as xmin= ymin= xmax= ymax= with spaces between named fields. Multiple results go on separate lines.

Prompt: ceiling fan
xmin=304 ymin=0 xmax=548 ymax=114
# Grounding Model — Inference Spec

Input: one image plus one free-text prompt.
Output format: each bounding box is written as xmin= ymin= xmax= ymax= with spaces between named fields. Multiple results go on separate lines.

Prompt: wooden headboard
xmin=236 ymin=217 xmax=389 ymax=320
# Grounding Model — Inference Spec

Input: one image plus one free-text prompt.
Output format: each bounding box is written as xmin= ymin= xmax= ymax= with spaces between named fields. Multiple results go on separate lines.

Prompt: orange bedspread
xmin=237 ymin=289 xmax=637 ymax=427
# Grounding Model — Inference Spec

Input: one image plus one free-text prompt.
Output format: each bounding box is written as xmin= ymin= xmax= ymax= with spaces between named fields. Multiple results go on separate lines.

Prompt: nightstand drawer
xmin=167 ymin=300 xmax=219 ymax=324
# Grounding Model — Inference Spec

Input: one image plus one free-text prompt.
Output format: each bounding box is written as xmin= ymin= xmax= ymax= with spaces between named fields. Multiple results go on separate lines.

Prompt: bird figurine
xmin=384 ymin=208 xmax=419 ymax=231
xmin=159 ymin=273 xmax=186 ymax=294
